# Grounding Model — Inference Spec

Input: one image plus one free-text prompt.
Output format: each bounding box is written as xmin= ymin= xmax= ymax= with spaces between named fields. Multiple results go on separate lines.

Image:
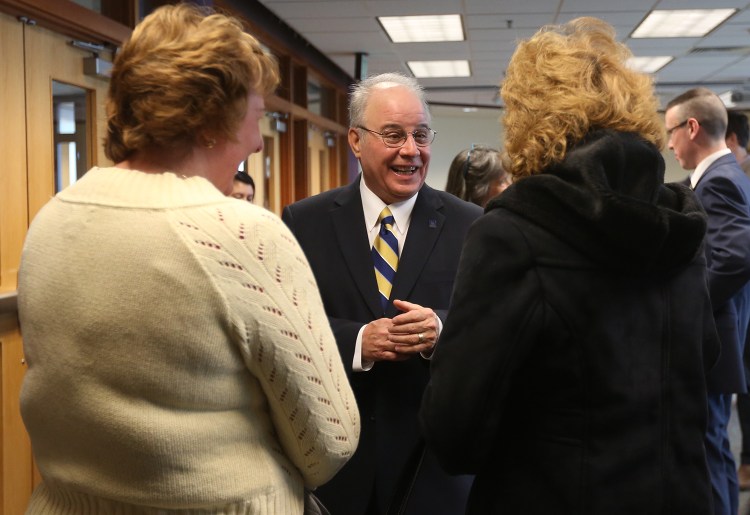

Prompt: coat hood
xmin=489 ymin=130 xmax=706 ymax=273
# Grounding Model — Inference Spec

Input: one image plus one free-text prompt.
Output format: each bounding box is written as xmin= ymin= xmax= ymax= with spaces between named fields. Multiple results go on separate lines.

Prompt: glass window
xmin=70 ymin=0 xmax=102 ymax=13
xmin=53 ymin=81 xmax=89 ymax=192
xmin=307 ymin=77 xmax=321 ymax=116
xmin=69 ymin=0 xmax=133 ymax=27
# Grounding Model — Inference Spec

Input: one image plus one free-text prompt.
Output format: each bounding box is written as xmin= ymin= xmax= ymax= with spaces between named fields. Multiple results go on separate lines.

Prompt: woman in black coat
xmin=420 ymin=17 xmax=719 ymax=515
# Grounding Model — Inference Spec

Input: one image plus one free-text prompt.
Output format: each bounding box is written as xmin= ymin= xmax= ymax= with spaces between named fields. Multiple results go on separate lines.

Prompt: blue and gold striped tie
xmin=372 ymin=207 xmax=399 ymax=312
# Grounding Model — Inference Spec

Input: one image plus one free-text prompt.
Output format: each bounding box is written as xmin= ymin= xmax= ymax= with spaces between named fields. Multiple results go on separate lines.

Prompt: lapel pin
xmin=428 ymin=218 xmax=437 ymax=228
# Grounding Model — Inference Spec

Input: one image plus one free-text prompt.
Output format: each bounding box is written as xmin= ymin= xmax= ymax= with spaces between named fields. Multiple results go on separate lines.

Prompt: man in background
xmin=727 ymin=110 xmax=750 ymax=492
xmin=231 ymin=171 xmax=254 ymax=202
xmin=283 ymin=72 xmax=481 ymax=515
xmin=666 ymin=88 xmax=750 ymax=515
xmin=726 ymin=110 xmax=750 ymax=176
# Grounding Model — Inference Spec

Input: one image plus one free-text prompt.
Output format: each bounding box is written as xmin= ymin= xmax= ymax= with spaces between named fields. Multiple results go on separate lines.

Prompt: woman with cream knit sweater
xmin=18 ymin=4 xmax=359 ymax=513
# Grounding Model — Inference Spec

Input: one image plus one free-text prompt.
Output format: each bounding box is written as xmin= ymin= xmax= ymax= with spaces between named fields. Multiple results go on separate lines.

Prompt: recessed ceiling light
xmin=626 ymin=56 xmax=673 ymax=73
xmin=632 ymin=9 xmax=736 ymax=38
xmin=378 ymin=15 xmax=464 ymax=43
xmin=718 ymin=90 xmax=749 ymax=108
xmin=719 ymin=90 xmax=736 ymax=107
xmin=408 ymin=60 xmax=470 ymax=78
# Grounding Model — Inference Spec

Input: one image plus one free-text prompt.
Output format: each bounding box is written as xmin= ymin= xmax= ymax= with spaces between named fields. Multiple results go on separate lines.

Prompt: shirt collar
xmin=691 ymin=148 xmax=732 ymax=188
xmin=359 ymin=174 xmax=418 ymax=235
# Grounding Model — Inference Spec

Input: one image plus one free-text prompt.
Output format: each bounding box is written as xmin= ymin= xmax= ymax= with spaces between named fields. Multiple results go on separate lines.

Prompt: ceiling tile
xmin=258 ymin=0 xmax=750 ymax=108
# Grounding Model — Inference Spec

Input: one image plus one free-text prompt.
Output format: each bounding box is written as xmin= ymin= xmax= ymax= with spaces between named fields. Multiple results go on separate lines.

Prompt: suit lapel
xmin=694 ymin=153 xmax=736 ymax=189
xmin=388 ymin=185 xmax=445 ymax=316
xmin=331 ymin=178 xmax=383 ymax=319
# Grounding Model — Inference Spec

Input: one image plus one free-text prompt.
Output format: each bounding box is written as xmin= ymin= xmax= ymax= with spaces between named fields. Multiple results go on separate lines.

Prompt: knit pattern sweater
xmin=18 ymin=167 xmax=360 ymax=514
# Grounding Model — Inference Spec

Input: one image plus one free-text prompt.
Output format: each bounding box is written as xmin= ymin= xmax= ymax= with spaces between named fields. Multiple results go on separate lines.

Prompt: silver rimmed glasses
xmin=357 ymin=126 xmax=437 ymax=148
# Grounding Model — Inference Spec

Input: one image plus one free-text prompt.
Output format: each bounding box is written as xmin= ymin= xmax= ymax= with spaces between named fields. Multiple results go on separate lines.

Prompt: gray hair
xmin=348 ymin=72 xmax=431 ymax=128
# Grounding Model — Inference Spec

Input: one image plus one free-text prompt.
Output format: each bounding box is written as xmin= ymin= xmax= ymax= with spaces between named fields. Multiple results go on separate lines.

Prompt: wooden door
xmin=0 ymin=12 xmax=112 ymax=514
xmin=25 ymin=17 xmax=113 ymax=220
xmin=0 ymin=13 xmax=33 ymax=514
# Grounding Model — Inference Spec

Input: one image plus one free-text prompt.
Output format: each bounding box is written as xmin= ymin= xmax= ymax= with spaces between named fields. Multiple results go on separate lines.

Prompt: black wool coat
xmin=420 ymin=130 xmax=719 ymax=515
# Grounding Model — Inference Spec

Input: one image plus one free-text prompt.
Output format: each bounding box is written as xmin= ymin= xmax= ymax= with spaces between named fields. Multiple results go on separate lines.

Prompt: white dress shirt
xmin=353 ymin=176 xmax=441 ymax=371
xmin=690 ymin=148 xmax=732 ymax=189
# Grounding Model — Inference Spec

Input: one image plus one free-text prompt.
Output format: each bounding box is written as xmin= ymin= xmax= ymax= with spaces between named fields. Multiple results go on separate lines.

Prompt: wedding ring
xmin=418 ymin=332 xmax=425 ymax=343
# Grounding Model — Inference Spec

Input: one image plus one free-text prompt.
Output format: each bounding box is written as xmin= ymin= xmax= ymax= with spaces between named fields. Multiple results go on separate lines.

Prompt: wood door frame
xmin=0 ymin=14 xmax=114 ymax=514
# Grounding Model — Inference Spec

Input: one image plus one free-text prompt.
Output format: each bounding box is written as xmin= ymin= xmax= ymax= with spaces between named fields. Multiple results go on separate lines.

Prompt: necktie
xmin=372 ymin=207 xmax=399 ymax=312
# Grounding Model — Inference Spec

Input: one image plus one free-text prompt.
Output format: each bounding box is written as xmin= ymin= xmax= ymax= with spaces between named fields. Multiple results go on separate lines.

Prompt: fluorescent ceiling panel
xmin=626 ymin=56 xmax=673 ymax=73
xmin=408 ymin=60 xmax=470 ymax=78
xmin=631 ymin=9 xmax=736 ymax=38
xmin=719 ymin=90 xmax=736 ymax=107
xmin=718 ymin=90 xmax=750 ymax=108
xmin=379 ymin=15 xmax=464 ymax=43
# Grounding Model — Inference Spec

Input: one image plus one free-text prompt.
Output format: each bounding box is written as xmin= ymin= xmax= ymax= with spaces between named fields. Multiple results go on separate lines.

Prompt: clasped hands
xmin=362 ymin=299 xmax=438 ymax=362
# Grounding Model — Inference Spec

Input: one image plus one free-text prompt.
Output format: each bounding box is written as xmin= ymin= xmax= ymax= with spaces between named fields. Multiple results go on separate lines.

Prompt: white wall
xmin=426 ymin=105 xmax=504 ymax=191
xmin=427 ymin=105 xmax=690 ymax=191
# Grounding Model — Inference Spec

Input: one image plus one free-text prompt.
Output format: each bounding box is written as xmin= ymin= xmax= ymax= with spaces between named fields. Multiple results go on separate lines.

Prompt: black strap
xmin=386 ymin=439 xmax=426 ymax=515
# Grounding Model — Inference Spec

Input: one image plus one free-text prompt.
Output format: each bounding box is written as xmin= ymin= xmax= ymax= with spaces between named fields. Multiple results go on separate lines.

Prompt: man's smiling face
xmin=349 ymin=84 xmax=431 ymax=204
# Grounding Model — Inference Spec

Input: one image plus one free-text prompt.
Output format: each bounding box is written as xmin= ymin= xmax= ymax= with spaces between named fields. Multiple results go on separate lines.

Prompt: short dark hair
xmin=727 ymin=111 xmax=749 ymax=148
xmin=234 ymin=171 xmax=255 ymax=188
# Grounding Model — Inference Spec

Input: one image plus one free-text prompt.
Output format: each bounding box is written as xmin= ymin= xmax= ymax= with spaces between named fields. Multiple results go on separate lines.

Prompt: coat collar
xmin=492 ymin=130 xmax=707 ymax=273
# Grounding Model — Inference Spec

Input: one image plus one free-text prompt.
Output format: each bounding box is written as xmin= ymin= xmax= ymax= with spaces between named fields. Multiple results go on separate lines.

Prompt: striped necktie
xmin=372 ymin=207 xmax=399 ymax=312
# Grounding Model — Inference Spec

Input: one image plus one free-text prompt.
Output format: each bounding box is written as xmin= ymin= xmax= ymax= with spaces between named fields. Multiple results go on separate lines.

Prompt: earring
xmin=205 ymin=138 xmax=216 ymax=149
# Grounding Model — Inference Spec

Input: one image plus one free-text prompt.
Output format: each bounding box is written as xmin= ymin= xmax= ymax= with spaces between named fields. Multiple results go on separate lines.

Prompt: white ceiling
xmin=257 ymin=0 xmax=750 ymax=110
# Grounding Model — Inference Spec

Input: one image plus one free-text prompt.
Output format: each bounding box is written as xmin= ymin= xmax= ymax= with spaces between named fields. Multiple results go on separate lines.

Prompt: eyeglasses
xmin=357 ymin=126 xmax=437 ymax=148
xmin=666 ymin=120 xmax=689 ymax=137
xmin=462 ymin=143 xmax=476 ymax=179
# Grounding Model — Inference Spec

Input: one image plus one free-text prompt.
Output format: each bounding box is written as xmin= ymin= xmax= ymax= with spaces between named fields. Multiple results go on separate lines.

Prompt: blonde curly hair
xmin=105 ymin=3 xmax=279 ymax=163
xmin=501 ymin=17 xmax=665 ymax=178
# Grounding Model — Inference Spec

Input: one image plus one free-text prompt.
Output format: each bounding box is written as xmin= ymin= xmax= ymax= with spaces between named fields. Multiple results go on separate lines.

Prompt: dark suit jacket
xmin=694 ymin=153 xmax=750 ymax=393
xmin=283 ymin=177 xmax=482 ymax=515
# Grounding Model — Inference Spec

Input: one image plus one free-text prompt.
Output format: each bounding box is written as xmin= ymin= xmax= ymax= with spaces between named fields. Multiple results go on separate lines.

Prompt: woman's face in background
xmin=482 ymin=175 xmax=511 ymax=207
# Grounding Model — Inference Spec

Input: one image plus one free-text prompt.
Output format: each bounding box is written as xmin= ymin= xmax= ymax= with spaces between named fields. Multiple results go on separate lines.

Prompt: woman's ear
xmin=198 ymin=131 xmax=218 ymax=149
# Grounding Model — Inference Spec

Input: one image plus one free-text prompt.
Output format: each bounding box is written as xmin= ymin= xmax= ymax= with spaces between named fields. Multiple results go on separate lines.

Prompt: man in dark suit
xmin=725 ymin=110 xmax=750 ymax=491
xmin=283 ymin=72 xmax=482 ymax=515
xmin=666 ymin=87 xmax=750 ymax=515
